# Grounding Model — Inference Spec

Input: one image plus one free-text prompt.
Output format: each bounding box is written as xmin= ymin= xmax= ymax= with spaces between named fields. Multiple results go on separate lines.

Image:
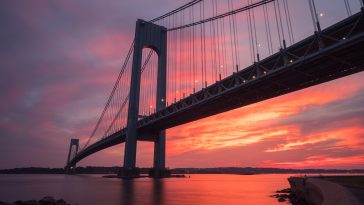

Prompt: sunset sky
xmin=0 ymin=0 xmax=363 ymax=169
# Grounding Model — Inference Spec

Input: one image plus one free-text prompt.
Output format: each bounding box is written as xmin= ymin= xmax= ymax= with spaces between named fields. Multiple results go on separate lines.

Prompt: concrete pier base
xmin=118 ymin=167 xmax=140 ymax=179
xmin=148 ymin=168 xmax=171 ymax=178
xmin=64 ymin=166 xmax=76 ymax=175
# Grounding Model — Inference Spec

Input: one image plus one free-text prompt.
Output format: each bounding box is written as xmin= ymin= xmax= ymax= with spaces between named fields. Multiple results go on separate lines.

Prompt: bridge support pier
xmin=149 ymin=131 xmax=171 ymax=178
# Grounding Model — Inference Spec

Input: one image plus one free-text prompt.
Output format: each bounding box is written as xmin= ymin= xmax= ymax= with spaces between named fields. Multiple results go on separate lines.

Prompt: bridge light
xmin=161 ymin=98 xmax=165 ymax=102
xmin=258 ymin=43 xmax=261 ymax=47
xmin=176 ymin=90 xmax=179 ymax=93
xmin=289 ymin=59 xmax=293 ymax=63
xmin=319 ymin=13 xmax=324 ymax=17
xmin=195 ymin=80 xmax=198 ymax=83
xmin=220 ymin=65 xmax=224 ymax=68
xmin=263 ymin=71 xmax=267 ymax=74
xmin=150 ymin=105 xmax=153 ymax=108
xmin=342 ymin=37 xmax=346 ymax=40
xmin=252 ymin=75 xmax=256 ymax=79
xmin=243 ymin=80 xmax=246 ymax=83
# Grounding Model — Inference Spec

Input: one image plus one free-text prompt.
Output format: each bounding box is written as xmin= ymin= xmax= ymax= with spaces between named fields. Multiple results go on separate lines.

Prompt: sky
xmin=0 ymin=0 xmax=363 ymax=169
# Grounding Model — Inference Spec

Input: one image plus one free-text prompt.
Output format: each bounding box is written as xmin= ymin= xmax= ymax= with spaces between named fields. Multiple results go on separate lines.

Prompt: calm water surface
xmin=0 ymin=174 xmax=293 ymax=205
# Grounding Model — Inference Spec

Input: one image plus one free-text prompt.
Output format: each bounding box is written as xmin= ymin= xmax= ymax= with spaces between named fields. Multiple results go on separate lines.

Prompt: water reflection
xmin=119 ymin=178 xmax=164 ymax=205
xmin=120 ymin=180 xmax=134 ymax=205
xmin=0 ymin=174 xmax=292 ymax=205
xmin=152 ymin=180 xmax=164 ymax=205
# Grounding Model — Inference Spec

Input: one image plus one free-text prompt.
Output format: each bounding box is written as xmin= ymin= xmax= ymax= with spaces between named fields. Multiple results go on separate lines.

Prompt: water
xmin=0 ymin=174 xmax=293 ymax=205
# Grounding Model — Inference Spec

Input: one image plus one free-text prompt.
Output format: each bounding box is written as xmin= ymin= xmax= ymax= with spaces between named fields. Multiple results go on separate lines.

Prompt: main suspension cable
xmin=168 ymin=0 xmax=276 ymax=31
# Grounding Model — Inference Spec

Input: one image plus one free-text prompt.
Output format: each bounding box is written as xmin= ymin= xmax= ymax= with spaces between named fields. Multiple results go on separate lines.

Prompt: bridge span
xmin=67 ymin=0 xmax=364 ymax=178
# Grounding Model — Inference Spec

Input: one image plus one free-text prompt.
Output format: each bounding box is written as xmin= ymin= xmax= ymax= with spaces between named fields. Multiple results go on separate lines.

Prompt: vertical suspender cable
xmin=210 ymin=10 xmax=216 ymax=82
xmin=192 ymin=4 xmax=196 ymax=92
xmin=203 ymin=1 xmax=207 ymax=87
xmin=273 ymin=1 xmax=283 ymax=48
xmin=344 ymin=0 xmax=352 ymax=16
xmin=251 ymin=0 xmax=259 ymax=61
xmin=311 ymin=0 xmax=321 ymax=31
xmin=167 ymin=17 xmax=170 ymax=103
xmin=210 ymin=1 xmax=215 ymax=82
xmin=221 ymin=17 xmax=228 ymax=77
xmin=180 ymin=11 xmax=183 ymax=98
xmin=263 ymin=3 xmax=273 ymax=54
xmin=247 ymin=0 xmax=254 ymax=63
xmin=276 ymin=0 xmax=286 ymax=47
xmin=283 ymin=0 xmax=294 ymax=44
xmin=307 ymin=0 xmax=317 ymax=31
xmin=200 ymin=1 xmax=204 ymax=89
xmin=232 ymin=1 xmax=239 ymax=69
xmin=175 ymin=14 xmax=178 ymax=102
xmin=228 ymin=0 xmax=235 ymax=72
xmin=214 ymin=0 xmax=222 ymax=80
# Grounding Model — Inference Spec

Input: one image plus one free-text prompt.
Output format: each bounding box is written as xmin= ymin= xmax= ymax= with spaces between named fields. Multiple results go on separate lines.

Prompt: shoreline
xmin=1 ymin=167 xmax=364 ymax=175
xmin=289 ymin=175 xmax=364 ymax=205
xmin=0 ymin=196 xmax=75 ymax=205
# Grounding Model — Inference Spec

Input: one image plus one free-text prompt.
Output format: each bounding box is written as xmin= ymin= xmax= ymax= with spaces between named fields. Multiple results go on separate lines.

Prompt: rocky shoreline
xmin=0 ymin=196 xmax=76 ymax=205
xmin=271 ymin=188 xmax=303 ymax=204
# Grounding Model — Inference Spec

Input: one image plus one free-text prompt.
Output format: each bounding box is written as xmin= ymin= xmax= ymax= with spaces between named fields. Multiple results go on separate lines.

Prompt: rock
xmin=278 ymin=197 xmax=286 ymax=202
xmin=21 ymin=200 xmax=38 ymax=205
xmin=39 ymin=196 xmax=55 ymax=205
xmin=0 ymin=197 xmax=75 ymax=205
xmin=271 ymin=192 xmax=293 ymax=203
xmin=55 ymin=199 xmax=66 ymax=205
xmin=276 ymin=188 xmax=291 ymax=193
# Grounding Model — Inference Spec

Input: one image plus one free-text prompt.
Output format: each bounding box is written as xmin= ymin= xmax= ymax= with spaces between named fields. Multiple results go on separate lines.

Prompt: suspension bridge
xmin=65 ymin=0 xmax=364 ymax=178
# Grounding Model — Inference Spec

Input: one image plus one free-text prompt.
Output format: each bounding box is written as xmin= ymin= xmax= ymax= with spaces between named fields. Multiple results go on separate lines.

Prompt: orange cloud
xmin=266 ymin=127 xmax=364 ymax=152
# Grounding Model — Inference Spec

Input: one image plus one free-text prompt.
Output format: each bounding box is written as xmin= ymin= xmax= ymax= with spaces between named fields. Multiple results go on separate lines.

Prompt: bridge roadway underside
xmin=70 ymin=11 xmax=364 ymax=166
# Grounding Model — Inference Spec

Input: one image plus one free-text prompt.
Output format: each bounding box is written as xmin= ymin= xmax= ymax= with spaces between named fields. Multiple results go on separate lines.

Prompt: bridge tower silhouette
xmin=65 ymin=139 xmax=79 ymax=173
xmin=120 ymin=20 xmax=168 ymax=178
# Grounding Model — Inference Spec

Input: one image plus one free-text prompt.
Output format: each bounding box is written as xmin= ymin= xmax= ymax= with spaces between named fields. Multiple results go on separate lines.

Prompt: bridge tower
xmin=65 ymin=138 xmax=79 ymax=174
xmin=119 ymin=19 xmax=168 ymax=178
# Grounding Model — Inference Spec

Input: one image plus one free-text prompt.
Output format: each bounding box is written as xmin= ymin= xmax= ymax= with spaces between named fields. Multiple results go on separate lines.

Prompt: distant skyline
xmin=0 ymin=0 xmax=363 ymax=169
